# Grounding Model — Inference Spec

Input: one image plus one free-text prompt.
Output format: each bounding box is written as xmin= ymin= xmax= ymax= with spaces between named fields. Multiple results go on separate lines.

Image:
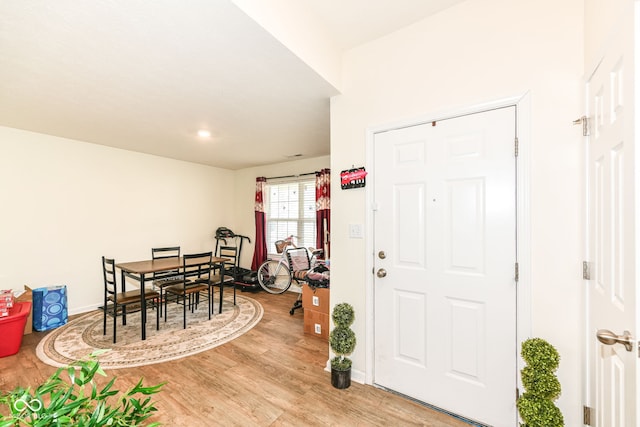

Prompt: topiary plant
xmin=0 ymin=351 xmax=165 ymax=426
xmin=329 ymin=303 xmax=356 ymax=371
xmin=516 ymin=338 xmax=564 ymax=427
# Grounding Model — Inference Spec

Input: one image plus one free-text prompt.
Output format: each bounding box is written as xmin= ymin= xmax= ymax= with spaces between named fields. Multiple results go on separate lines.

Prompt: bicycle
xmin=257 ymin=236 xmax=320 ymax=294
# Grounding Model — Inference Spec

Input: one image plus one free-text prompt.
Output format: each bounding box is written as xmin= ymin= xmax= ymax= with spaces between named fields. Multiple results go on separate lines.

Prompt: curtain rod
xmin=265 ymin=172 xmax=317 ymax=180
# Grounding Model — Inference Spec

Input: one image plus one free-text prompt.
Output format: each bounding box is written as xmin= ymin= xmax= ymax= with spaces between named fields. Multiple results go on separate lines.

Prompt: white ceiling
xmin=0 ymin=0 xmax=465 ymax=170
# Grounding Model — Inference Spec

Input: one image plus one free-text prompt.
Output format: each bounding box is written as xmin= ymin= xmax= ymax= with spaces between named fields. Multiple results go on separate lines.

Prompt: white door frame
xmin=363 ymin=93 xmax=532 ymax=391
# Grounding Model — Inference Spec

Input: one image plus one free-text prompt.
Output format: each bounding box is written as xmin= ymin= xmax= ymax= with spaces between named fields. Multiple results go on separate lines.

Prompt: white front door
xmin=585 ymin=2 xmax=638 ymax=425
xmin=373 ymin=106 xmax=517 ymax=426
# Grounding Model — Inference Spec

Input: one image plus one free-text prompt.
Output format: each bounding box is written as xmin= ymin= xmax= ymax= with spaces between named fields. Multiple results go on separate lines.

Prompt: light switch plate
xmin=349 ymin=223 xmax=363 ymax=239
xmin=314 ymin=324 xmax=322 ymax=334
xmin=312 ymin=295 xmax=319 ymax=306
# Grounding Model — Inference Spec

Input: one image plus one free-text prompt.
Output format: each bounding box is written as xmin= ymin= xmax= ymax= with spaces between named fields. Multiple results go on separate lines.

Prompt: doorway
xmin=370 ymin=104 xmax=523 ymax=426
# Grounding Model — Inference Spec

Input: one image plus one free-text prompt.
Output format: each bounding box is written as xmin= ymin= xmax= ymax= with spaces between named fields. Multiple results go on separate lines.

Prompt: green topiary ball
xmin=332 ymin=303 xmax=355 ymax=327
xmin=521 ymin=366 xmax=561 ymax=400
xmin=329 ymin=326 xmax=356 ymax=355
xmin=517 ymin=393 xmax=564 ymax=427
xmin=521 ymin=338 xmax=560 ymax=371
xmin=330 ymin=355 xmax=352 ymax=371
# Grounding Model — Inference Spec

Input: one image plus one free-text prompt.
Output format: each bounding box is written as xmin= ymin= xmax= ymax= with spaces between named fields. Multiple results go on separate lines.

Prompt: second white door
xmin=373 ymin=106 xmax=518 ymax=426
xmin=585 ymin=1 xmax=638 ymax=425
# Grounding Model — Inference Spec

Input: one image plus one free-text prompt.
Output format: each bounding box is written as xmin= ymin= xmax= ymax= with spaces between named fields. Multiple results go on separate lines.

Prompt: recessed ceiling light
xmin=197 ymin=130 xmax=211 ymax=138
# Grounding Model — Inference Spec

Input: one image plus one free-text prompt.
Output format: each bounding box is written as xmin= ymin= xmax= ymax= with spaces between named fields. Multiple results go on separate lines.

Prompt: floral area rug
xmin=36 ymin=295 xmax=263 ymax=369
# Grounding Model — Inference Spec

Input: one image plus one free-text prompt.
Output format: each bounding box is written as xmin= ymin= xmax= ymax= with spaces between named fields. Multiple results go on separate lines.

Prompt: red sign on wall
xmin=340 ymin=167 xmax=367 ymax=189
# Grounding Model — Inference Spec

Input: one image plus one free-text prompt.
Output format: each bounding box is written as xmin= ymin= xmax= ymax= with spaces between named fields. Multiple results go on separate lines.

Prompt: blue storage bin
xmin=33 ymin=285 xmax=68 ymax=331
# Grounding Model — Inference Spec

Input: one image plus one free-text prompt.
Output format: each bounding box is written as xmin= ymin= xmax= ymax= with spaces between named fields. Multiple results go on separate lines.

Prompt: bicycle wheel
xmin=257 ymin=260 xmax=292 ymax=294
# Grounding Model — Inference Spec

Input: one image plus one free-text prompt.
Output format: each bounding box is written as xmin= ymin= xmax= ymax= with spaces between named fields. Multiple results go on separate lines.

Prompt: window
xmin=265 ymin=178 xmax=316 ymax=254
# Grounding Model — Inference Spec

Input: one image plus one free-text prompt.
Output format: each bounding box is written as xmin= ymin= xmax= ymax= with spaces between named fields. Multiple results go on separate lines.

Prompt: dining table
xmin=115 ymin=255 xmax=229 ymax=340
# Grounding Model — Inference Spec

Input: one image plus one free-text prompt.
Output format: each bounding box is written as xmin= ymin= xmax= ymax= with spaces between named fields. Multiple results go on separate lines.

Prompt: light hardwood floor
xmin=0 ymin=290 xmax=470 ymax=426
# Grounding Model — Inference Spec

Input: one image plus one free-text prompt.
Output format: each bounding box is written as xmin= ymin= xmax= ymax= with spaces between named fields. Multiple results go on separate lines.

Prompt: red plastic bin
xmin=0 ymin=301 xmax=32 ymax=357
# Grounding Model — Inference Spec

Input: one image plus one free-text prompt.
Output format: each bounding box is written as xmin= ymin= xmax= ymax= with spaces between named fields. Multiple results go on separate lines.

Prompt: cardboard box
xmin=302 ymin=285 xmax=330 ymax=341
xmin=15 ymin=286 xmax=32 ymax=334
xmin=303 ymin=310 xmax=329 ymax=340
xmin=302 ymin=286 xmax=330 ymax=313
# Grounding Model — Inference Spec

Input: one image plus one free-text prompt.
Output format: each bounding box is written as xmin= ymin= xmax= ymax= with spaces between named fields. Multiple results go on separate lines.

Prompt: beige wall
xmin=584 ymin=0 xmax=628 ymax=69
xmin=231 ymin=0 xmax=342 ymax=90
xmin=0 ymin=126 xmax=236 ymax=313
xmin=232 ymin=155 xmax=330 ymax=269
xmin=330 ymin=0 xmax=583 ymax=424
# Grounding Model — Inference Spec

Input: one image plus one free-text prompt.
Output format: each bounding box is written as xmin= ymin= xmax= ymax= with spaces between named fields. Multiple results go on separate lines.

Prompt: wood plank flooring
xmin=0 ymin=291 xmax=469 ymax=426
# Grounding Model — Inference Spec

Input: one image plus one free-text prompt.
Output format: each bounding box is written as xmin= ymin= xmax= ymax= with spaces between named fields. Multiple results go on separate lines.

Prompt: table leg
xmin=141 ymin=275 xmax=147 ymax=340
xmin=120 ymin=269 xmax=126 ymax=335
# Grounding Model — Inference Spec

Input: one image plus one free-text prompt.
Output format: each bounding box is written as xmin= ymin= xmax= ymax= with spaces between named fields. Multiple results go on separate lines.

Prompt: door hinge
xmin=515 ymin=262 xmax=519 ymax=282
xmin=583 ymin=261 xmax=591 ymax=280
xmin=516 ymin=388 xmax=520 ymax=400
xmin=573 ymin=116 xmax=590 ymax=137
xmin=583 ymin=405 xmax=592 ymax=425
xmin=514 ymin=137 xmax=519 ymax=157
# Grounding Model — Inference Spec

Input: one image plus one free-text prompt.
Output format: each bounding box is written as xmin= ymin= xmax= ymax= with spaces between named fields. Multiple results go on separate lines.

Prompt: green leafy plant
xmin=0 ymin=351 xmax=165 ymax=426
xmin=516 ymin=338 xmax=564 ymax=427
xmin=329 ymin=303 xmax=356 ymax=371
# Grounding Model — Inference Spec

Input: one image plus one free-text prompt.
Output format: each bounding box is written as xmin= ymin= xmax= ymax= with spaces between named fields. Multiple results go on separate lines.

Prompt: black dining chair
xmin=209 ymin=246 xmax=238 ymax=313
xmin=210 ymin=259 xmax=237 ymax=314
xmin=151 ymin=246 xmax=182 ymax=316
xmin=163 ymin=252 xmax=213 ymax=328
xmin=102 ymin=256 xmax=160 ymax=343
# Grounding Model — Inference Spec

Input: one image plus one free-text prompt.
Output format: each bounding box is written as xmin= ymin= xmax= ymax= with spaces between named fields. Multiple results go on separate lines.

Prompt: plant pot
xmin=331 ymin=367 xmax=351 ymax=389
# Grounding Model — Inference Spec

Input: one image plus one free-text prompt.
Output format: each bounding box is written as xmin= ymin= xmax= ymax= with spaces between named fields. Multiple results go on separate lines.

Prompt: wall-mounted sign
xmin=340 ymin=167 xmax=367 ymax=189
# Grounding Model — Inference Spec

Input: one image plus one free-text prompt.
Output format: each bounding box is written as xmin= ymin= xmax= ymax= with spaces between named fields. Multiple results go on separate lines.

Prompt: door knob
xmin=596 ymin=329 xmax=634 ymax=352
xmin=376 ymin=268 xmax=387 ymax=278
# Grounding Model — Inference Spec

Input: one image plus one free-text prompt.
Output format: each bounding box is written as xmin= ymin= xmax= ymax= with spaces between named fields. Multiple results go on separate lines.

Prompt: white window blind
xmin=265 ymin=178 xmax=316 ymax=254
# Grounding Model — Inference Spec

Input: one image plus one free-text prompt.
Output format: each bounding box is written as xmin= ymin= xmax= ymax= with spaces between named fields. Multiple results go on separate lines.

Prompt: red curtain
xmin=315 ymin=168 xmax=331 ymax=259
xmin=251 ymin=177 xmax=267 ymax=271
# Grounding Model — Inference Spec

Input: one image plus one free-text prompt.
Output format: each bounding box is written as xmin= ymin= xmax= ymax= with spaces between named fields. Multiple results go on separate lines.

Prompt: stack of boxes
xmin=302 ymin=285 xmax=330 ymax=340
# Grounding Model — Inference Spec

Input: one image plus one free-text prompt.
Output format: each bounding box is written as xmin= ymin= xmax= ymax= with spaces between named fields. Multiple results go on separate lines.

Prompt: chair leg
xmin=164 ymin=294 xmax=168 ymax=322
xmin=157 ymin=288 xmax=163 ymax=318
xmin=155 ymin=297 xmax=159 ymax=331
xmin=113 ymin=304 xmax=117 ymax=344
xmin=218 ymin=286 xmax=223 ymax=314
xmin=232 ymin=283 xmax=236 ymax=306
xmin=290 ymin=294 xmax=303 ymax=315
xmin=183 ymin=293 xmax=187 ymax=329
